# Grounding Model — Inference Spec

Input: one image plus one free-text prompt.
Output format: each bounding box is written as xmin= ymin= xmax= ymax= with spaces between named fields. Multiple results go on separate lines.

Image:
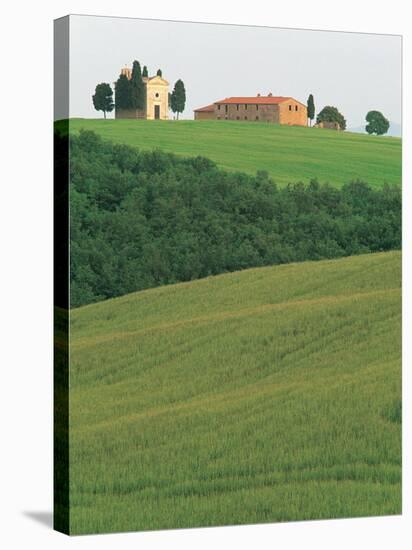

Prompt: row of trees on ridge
xmin=305 ymin=94 xmax=390 ymax=134
xmin=306 ymin=94 xmax=347 ymax=130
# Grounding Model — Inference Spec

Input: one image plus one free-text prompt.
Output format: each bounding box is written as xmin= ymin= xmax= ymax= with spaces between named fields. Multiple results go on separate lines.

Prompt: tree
xmin=365 ymin=110 xmax=390 ymax=135
xmin=307 ymin=94 xmax=315 ymax=127
xmin=131 ymin=60 xmax=145 ymax=110
xmin=316 ymin=106 xmax=346 ymax=130
xmin=92 ymin=83 xmax=114 ymax=119
xmin=156 ymin=69 xmax=162 ymax=77
xmin=170 ymin=79 xmax=186 ymax=120
xmin=142 ymin=65 xmax=148 ymax=78
xmin=114 ymin=74 xmax=134 ymax=110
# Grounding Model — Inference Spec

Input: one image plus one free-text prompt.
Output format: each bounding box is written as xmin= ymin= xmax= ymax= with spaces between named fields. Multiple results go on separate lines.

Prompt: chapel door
xmin=154 ymin=105 xmax=160 ymax=119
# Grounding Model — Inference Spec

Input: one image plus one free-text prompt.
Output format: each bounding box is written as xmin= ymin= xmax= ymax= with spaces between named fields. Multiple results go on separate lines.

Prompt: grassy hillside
xmin=68 ymin=119 xmax=401 ymax=188
xmin=69 ymin=251 xmax=401 ymax=534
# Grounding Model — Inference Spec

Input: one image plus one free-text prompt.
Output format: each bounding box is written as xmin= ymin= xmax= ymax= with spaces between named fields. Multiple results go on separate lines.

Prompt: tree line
xmin=306 ymin=94 xmax=390 ymax=134
xmin=92 ymin=60 xmax=186 ymax=119
xmin=60 ymin=129 xmax=401 ymax=307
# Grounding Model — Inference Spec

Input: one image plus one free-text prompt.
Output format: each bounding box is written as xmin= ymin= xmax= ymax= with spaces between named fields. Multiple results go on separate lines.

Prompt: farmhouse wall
xmin=278 ymin=99 xmax=307 ymax=126
xmin=214 ymin=103 xmax=280 ymax=123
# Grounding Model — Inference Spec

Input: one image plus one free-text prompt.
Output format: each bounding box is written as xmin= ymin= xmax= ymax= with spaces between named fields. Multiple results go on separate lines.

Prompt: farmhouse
xmin=115 ymin=66 xmax=169 ymax=120
xmin=194 ymin=94 xmax=307 ymax=125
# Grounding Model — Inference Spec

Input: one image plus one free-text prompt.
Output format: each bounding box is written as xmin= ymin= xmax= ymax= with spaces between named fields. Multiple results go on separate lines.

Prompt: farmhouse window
xmin=218 ymin=104 xmax=221 ymax=110
xmin=245 ymin=116 xmax=248 ymax=120
xmin=255 ymin=116 xmax=259 ymax=120
xmin=237 ymin=104 xmax=239 ymax=110
xmin=225 ymin=105 xmax=228 ymax=113
xmin=256 ymin=105 xmax=259 ymax=110
xmin=245 ymin=104 xmax=248 ymax=110
xmin=289 ymin=105 xmax=292 ymax=111
xmin=295 ymin=105 xmax=298 ymax=111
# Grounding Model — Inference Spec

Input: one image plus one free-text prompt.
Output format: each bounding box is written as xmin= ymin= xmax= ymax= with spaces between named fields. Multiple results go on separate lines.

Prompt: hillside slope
xmin=68 ymin=119 xmax=401 ymax=188
xmin=69 ymin=251 xmax=401 ymax=534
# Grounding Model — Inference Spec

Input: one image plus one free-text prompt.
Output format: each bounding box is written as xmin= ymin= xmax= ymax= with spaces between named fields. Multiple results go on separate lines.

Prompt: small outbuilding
xmin=314 ymin=121 xmax=341 ymax=130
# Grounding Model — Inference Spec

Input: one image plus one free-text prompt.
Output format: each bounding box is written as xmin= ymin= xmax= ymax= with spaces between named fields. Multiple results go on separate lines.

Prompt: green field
xmin=68 ymin=118 xmax=401 ymax=188
xmin=69 ymin=251 xmax=401 ymax=534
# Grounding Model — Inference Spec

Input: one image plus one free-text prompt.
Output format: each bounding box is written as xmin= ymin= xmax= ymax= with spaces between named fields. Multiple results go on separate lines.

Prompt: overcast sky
xmin=68 ymin=15 xmax=401 ymax=128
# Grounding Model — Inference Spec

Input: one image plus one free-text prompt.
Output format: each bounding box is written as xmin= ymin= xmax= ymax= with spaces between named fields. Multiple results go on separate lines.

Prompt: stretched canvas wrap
xmin=54 ymin=14 xmax=402 ymax=535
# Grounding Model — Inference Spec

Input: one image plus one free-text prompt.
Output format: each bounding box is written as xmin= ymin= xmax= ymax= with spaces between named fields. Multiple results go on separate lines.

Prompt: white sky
xmin=68 ymin=15 xmax=401 ymax=127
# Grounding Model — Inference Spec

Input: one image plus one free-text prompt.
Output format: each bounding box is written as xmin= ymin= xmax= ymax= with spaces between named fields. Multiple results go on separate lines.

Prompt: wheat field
xmin=68 ymin=251 xmax=401 ymax=534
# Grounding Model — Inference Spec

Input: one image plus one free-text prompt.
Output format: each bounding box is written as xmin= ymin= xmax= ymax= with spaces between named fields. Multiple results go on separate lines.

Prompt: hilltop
xmin=67 ymin=118 xmax=401 ymax=188
xmin=69 ymin=251 xmax=401 ymax=534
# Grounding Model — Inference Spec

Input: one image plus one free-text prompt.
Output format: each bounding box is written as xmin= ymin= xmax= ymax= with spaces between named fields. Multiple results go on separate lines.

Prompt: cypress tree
xmin=307 ymin=94 xmax=315 ymax=127
xmin=114 ymin=74 xmax=133 ymax=110
xmin=170 ymin=79 xmax=186 ymax=120
xmin=131 ymin=60 xmax=145 ymax=110
xmin=142 ymin=65 xmax=148 ymax=78
xmin=156 ymin=69 xmax=162 ymax=77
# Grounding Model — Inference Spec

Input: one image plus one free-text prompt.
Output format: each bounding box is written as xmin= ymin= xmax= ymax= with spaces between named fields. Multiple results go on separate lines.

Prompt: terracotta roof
xmin=215 ymin=96 xmax=292 ymax=105
xmin=194 ymin=103 xmax=215 ymax=112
